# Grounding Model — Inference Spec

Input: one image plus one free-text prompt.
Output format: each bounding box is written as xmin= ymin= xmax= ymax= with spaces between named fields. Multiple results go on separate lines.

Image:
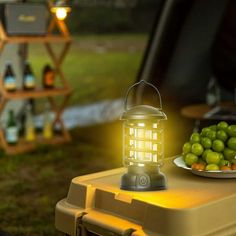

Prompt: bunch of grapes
xmin=182 ymin=121 xmax=236 ymax=171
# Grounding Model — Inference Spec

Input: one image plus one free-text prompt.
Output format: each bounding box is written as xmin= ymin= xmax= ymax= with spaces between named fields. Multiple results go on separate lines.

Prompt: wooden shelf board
xmin=4 ymin=135 xmax=70 ymax=155
xmin=1 ymin=35 xmax=72 ymax=44
xmin=2 ymin=87 xmax=72 ymax=99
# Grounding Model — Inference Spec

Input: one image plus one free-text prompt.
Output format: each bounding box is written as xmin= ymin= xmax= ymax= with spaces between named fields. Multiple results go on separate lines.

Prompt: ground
xmin=0 ymin=122 xmax=122 ymax=236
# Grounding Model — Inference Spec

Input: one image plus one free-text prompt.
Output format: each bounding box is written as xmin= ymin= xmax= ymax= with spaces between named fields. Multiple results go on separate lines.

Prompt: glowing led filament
xmin=138 ymin=123 xmax=145 ymax=127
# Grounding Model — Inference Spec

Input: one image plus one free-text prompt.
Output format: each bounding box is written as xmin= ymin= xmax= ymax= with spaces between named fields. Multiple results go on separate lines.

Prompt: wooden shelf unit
xmin=0 ymin=135 xmax=70 ymax=155
xmin=0 ymin=3 xmax=73 ymax=154
xmin=0 ymin=87 xmax=72 ymax=99
xmin=0 ymin=34 xmax=72 ymax=44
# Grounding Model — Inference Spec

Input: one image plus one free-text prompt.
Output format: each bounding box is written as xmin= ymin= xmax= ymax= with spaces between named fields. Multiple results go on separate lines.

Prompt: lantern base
xmin=120 ymin=165 xmax=167 ymax=191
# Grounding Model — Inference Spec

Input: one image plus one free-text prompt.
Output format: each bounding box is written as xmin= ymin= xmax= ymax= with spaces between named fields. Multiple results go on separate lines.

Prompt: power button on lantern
xmin=137 ymin=174 xmax=150 ymax=187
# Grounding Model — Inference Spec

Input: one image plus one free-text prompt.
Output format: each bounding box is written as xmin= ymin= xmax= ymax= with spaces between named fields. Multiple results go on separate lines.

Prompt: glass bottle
xmin=23 ymin=61 xmax=35 ymax=90
xmin=43 ymin=102 xmax=53 ymax=139
xmin=24 ymin=104 xmax=35 ymax=142
xmin=3 ymin=61 xmax=16 ymax=92
xmin=206 ymin=77 xmax=220 ymax=107
xmin=43 ymin=64 xmax=55 ymax=89
xmin=6 ymin=109 xmax=18 ymax=145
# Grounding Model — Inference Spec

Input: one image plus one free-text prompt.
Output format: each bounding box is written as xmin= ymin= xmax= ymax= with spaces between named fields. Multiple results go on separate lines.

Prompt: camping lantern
xmin=120 ymin=80 xmax=167 ymax=191
xmin=51 ymin=0 xmax=71 ymax=20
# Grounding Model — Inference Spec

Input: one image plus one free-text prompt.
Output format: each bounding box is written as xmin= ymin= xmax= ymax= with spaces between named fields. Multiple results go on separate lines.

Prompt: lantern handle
xmin=124 ymin=80 xmax=163 ymax=110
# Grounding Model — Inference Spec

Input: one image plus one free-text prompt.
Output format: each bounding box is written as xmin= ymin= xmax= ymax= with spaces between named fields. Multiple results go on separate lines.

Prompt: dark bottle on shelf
xmin=23 ymin=61 xmax=35 ymax=90
xmin=6 ymin=109 xmax=18 ymax=145
xmin=3 ymin=61 xmax=16 ymax=92
xmin=42 ymin=64 xmax=55 ymax=89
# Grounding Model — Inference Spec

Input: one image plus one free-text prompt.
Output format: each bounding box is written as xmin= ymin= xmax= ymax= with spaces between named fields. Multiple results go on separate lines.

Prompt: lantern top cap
xmin=121 ymin=105 xmax=167 ymax=120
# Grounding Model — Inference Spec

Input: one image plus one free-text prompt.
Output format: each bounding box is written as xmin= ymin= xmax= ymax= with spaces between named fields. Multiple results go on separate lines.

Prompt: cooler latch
xmin=77 ymin=210 xmax=137 ymax=236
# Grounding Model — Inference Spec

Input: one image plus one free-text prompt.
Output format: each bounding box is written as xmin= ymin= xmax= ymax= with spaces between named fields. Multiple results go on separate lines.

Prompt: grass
xmin=28 ymin=34 xmax=147 ymax=106
xmin=0 ymin=124 xmax=123 ymax=236
xmin=0 ymin=34 xmax=148 ymax=236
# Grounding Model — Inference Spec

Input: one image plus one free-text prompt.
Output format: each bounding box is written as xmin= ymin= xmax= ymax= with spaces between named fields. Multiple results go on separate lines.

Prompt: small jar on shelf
xmin=24 ymin=103 xmax=36 ymax=142
xmin=43 ymin=102 xmax=53 ymax=139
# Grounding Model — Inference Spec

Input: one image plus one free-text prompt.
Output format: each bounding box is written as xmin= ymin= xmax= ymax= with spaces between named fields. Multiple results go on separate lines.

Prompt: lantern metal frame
xmin=120 ymin=80 xmax=167 ymax=191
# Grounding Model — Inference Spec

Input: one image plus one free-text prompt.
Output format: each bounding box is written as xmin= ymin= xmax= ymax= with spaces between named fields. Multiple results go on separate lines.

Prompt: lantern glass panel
xmin=123 ymin=120 xmax=164 ymax=166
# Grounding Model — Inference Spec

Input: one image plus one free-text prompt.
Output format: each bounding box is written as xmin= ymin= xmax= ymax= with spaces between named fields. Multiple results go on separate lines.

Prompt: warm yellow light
xmin=138 ymin=123 xmax=145 ymax=127
xmin=51 ymin=6 xmax=71 ymax=21
xmin=124 ymin=119 xmax=164 ymax=167
xmin=127 ymin=125 xmax=157 ymax=163
xmin=56 ymin=8 xmax=67 ymax=20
